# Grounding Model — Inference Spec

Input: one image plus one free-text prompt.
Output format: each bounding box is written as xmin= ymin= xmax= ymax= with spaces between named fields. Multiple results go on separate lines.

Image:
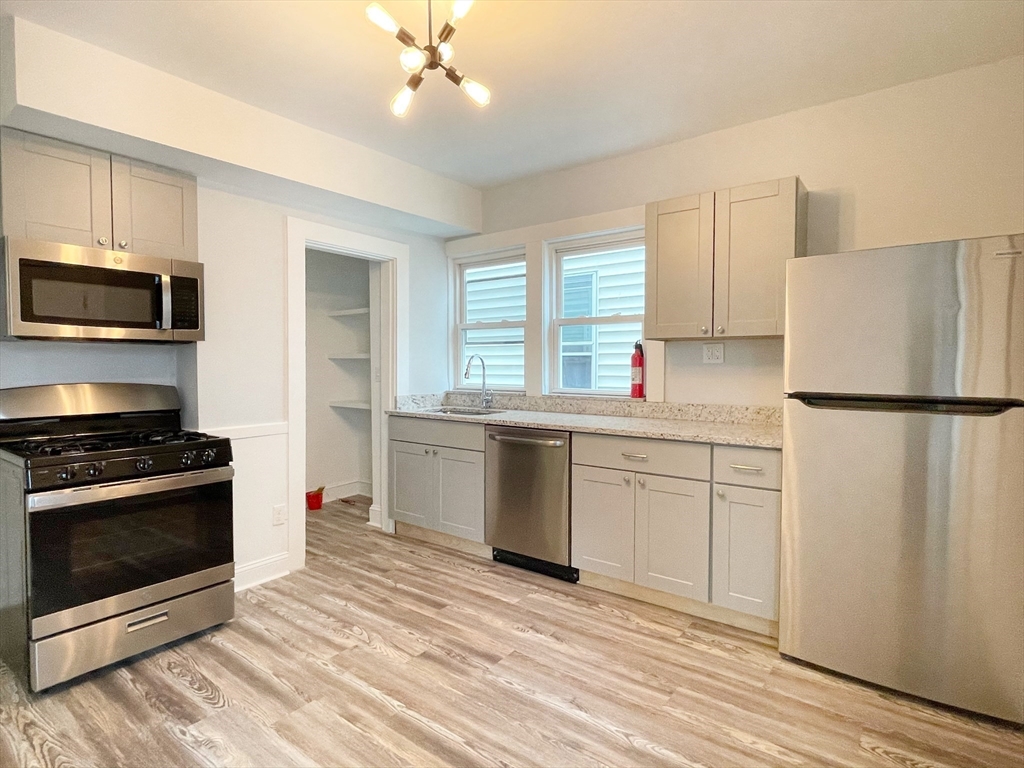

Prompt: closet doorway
xmin=305 ymin=249 xmax=379 ymax=512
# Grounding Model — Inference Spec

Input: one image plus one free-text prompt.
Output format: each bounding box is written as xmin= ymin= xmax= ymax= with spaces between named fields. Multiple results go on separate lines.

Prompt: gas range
xmin=0 ymin=382 xmax=235 ymax=692
xmin=1 ymin=428 xmax=232 ymax=490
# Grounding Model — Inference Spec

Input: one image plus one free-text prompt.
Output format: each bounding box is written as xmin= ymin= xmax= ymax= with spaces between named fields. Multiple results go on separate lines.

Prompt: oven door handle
xmin=26 ymin=466 xmax=234 ymax=512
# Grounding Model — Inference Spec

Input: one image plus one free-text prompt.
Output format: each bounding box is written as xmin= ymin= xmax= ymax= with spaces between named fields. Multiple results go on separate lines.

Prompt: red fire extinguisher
xmin=630 ymin=340 xmax=645 ymax=399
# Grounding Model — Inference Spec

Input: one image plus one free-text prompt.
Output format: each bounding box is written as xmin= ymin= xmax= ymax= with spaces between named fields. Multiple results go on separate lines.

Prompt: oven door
xmin=25 ymin=466 xmax=234 ymax=639
xmin=3 ymin=237 xmax=176 ymax=341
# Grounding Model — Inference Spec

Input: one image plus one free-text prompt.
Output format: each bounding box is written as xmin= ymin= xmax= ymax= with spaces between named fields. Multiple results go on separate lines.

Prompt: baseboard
xmin=367 ymin=503 xmax=383 ymax=529
xmin=324 ymin=480 xmax=372 ymax=502
xmin=578 ymin=570 xmax=779 ymax=638
xmin=395 ymin=522 xmax=492 ymax=559
xmin=234 ymin=552 xmax=290 ymax=591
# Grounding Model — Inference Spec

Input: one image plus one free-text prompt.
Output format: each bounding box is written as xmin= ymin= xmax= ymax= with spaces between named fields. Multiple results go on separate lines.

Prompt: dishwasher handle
xmin=488 ymin=433 xmax=566 ymax=448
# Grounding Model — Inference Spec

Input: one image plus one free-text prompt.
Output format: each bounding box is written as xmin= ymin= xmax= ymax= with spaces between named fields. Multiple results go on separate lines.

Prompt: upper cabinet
xmin=111 ymin=156 xmax=198 ymax=262
xmin=645 ymin=176 xmax=807 ymax=340
xmin=0 ymin=129 xmax=113 ymax=248
xmin=1 ymin=128 xmax=199 ymax=262
xmin=644 ymin=192 xmax=714 ymax=339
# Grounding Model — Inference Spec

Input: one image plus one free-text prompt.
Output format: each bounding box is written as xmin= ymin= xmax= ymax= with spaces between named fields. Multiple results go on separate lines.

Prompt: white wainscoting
xmin=203 ymin=422 xmax=292 ymax=591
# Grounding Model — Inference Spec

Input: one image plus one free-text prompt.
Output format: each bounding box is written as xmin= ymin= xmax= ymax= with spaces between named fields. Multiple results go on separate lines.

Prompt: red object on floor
xmin=306 ymin=490 xmax=323 ymax=511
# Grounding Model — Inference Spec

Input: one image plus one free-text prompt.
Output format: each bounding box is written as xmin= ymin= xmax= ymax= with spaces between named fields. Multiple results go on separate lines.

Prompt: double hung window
xmin=456 ymin=258 xmax=526 ymax=390
xmin=551 ymin=240 xmax=645 ymax=393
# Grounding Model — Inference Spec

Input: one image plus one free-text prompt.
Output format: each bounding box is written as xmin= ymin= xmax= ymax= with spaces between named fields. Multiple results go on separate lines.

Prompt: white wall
xmin=195 ymin=184 xmax=449 ymax=589
xmin=1 ymin=16 xmax=481 ymax=235
xmin=305 ymin=250 xmax=372 ymax=500
xmin=475 ymin=56 xmax=1024 ymax=406
xmin=0 ymin=340 xmax=178 ymax=389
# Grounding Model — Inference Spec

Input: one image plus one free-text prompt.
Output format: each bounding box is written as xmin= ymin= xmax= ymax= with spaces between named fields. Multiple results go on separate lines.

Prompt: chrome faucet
xmin=463 ymin=355 xmax=493 ymax=409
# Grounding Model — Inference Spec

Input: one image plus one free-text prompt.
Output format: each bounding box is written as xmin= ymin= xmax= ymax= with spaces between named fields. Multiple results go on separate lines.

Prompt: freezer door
xmin=780 ymin=398 xmax=1024 ymax=723
xmin=784 ymin=234 xmax=1023 ymax=400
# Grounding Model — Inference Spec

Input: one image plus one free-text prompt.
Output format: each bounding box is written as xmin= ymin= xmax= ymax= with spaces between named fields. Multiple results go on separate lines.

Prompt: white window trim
xmin=546 ymin=232 xmax=645 ymax=396
xmin=451 ymin=251 xmax=528 ymax=392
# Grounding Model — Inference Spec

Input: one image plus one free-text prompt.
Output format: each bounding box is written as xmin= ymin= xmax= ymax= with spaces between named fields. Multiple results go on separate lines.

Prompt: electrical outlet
xmin=272 ymin=503 xmax=287 ymax=526
xmin=702 ymin=343 xmax=724 ymax=364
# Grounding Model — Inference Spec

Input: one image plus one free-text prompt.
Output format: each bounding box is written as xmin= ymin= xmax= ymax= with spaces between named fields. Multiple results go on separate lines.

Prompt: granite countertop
xmin=386 ymin=407 xmax=782 ymax=449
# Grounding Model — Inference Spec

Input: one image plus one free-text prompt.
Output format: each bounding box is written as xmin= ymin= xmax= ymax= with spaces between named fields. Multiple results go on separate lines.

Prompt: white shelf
xmin=327 ymin=308 xmax=370 ymax=317
xmin=327 ymin=352 xmax=371 ymax=360
xmin=329 ymin=400 xmax=371 ymax=410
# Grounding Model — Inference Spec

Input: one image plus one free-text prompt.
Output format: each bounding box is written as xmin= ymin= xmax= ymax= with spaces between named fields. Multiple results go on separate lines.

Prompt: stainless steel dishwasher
xmin=484 ymin=425 xmax=576 ymax=581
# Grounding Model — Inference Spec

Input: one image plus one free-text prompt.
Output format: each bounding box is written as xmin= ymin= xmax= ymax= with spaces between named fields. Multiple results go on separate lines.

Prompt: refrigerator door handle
xmin=790 ymin=394 xmax=1021 ymax=417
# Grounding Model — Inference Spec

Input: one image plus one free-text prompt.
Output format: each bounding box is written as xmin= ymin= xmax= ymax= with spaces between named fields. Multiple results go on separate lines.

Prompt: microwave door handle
xmin=161 ymin=274 xmax=172 ymax=330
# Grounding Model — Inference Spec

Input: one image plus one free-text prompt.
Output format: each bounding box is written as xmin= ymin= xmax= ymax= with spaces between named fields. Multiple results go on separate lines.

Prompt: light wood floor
xmin=1 ymin=497 xmax=1021 ymax=767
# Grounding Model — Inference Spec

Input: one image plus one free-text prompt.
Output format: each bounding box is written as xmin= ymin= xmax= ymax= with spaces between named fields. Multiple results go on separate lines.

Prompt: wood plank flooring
xmin=1 ymin=497 xmax=1021 ymax=767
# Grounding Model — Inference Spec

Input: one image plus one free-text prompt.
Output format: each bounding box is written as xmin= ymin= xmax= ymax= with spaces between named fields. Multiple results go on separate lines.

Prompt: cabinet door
xmin=713 ymin=177 xmax=800 ymax=337
xmin=644 ymin=192 xmax=714 ymax=340
xmin=436 ymin=447 xmax=485 ymax=542
xmin=389 ymin=440 xmax=436 ymax=528
xmin=712 ymin=484 xmax=780 ymax=619
xmin=111 ymin=156 xmax=198 ymax=261
xmin=571 ymin=465 xmax=635 ymax=580
xmin=634 ymin=474 xmax=710 ymax=601
xmin=0 ymin=128 xmax=112 ymax=247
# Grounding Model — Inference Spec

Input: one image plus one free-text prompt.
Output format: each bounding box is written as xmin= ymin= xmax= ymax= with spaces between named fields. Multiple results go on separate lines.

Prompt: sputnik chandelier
xmin=365 ymin=0 xmax=490 ymax=117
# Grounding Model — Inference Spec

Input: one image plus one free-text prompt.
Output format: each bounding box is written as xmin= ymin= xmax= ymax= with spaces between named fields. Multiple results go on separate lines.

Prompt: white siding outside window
xmin=457 ymin=259 xmax=526 ymax=390
xmin=551 ymin=242 xmax=645 ymax=394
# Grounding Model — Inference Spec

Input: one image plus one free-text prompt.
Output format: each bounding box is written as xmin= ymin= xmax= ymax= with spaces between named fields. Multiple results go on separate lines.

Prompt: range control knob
xmin=201 ymin=448 xmax=217 ymax=464
xmin=56 ymin=466 xmax=78 ymax=482
xmin=136 ymin=457 xmax=154 ymax=472
xmin=85 ymin=463 xmax=104 ymax=478
xmin=181 ymin=450 xmax=197 ymax=467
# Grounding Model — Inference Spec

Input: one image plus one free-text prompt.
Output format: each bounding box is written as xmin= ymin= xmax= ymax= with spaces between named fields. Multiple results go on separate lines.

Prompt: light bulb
xmin=366 ymin=2 xmax=399 ymax=34
xmin=438 ymin=41 xmax=454 ymax=64
xmin=399 ymin=46 xmax=426 ymax=73
xmin=450 ymin=0 xmax=474 ymax=23
xmin=390 ymin=85 xmax=415 ymax=117
xmin=459 ymin=77 xmax=490 ymax=107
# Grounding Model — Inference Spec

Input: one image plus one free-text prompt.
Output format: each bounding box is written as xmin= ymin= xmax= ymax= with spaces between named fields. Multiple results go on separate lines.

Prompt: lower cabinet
xmin=571 ymin=466 xmax=711 ymax=602
xmin=635 ymin=474 xmax=710 ymax=601
xmin=571 ymin=465 xmax=636 ymax=581
xmin=711 ymin=484 xmax=781 ymax=619
xmin=436 ymin=447 xmax=485 ymax=541
xmin=389 ymin=439 xmax=485 ymax=543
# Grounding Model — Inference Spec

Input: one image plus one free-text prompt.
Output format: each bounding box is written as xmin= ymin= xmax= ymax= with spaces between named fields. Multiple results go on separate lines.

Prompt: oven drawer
xmin=30 ymin=579 xmax=234 ymax=691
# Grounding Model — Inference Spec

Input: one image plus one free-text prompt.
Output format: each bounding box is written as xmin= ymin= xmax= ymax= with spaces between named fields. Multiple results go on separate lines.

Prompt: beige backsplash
xmin=396 ymin=392 xmax=782 ymax=427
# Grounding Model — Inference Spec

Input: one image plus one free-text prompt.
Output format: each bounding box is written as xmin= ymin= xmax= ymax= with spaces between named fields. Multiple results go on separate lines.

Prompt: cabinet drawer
xmin=713 ymin=446 xmax=782 ymax=490
xmin=389 ymin=416 xmax=484 ymax=452
xmin=572 ymin=433 xmax=710 ymax=481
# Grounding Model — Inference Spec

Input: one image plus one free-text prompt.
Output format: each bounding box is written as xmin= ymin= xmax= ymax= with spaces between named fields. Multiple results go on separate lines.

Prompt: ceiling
xmin=1 ymin=0 xmax=1022 ymax=189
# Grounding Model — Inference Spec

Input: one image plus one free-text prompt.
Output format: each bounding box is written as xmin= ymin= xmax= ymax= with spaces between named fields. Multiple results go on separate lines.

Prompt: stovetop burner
xmin=7 ymin=429 xmax=214 ymax=457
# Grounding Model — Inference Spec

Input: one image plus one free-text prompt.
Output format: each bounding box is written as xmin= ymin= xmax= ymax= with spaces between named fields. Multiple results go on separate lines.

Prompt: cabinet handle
xmin=119 ymin=240 xmax=128 ymax=249
xmin=729 ymin=464 xmax=763 ymax=473
xmin=424 ymin=448 xmax=430 ymax=455
xmin=637 ymin=477 xmax=646 ymax=487
xmin=623 ymin=475 xmax=631 ymax=485
xmin=621 ymin=453 xmax=648 ymax=460
xmin=716 ymin=326 xmax=725 ymax=334
xmin=717 ymin=489 xmax=726 ymax=498
xmin=700 ymin=326 xmax=708 ymax=335
xmin=432 ymin=449 xmax=438 ymax=455
xmin=98 ymin=236 xmax=109 ymax=246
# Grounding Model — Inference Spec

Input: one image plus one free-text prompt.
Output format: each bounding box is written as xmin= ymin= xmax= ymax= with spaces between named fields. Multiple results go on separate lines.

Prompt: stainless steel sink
xmin=424 ymin=406 xmax=505 ymax=416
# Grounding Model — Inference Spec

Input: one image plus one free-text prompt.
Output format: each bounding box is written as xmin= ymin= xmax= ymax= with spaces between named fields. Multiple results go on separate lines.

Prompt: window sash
xmin=456 ymin=255 xmax=527 ymax=391
xmin=549 ymin=239 xmax=644 ymax=395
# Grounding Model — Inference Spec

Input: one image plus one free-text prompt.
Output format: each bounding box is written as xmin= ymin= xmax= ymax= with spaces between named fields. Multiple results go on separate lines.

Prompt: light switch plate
xmin=272 ymin=503 xmax=287 ymax=526
xmin=703 ymin=343 xmax=724 ymax=364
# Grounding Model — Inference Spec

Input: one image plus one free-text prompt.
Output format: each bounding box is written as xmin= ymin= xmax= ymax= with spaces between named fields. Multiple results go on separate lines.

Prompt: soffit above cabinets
xmin=3 ymin=0 xmax=1021 ymax=187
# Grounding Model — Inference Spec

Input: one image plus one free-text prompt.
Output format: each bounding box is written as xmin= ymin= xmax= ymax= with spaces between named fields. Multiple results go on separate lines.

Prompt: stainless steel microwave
xmin=1 ymin=238 xmax=204 ymax=342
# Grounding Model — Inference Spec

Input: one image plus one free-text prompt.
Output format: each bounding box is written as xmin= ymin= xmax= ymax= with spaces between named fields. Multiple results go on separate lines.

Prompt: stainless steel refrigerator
xmin=781 ymin=234 xmax=1023 ymax=723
